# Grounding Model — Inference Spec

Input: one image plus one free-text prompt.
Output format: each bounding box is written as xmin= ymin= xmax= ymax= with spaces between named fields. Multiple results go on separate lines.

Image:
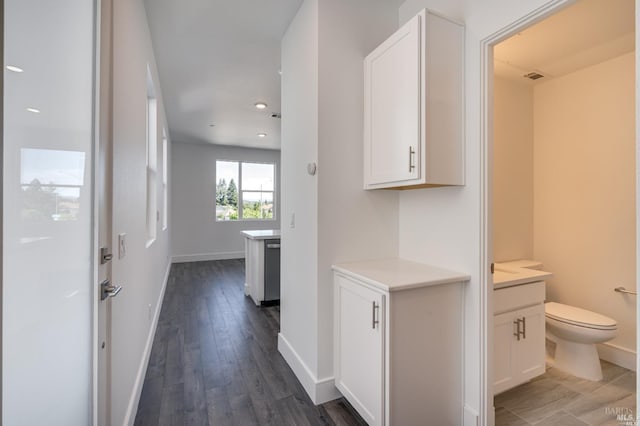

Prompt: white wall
xmin=316 ymin=0 xmax=400 ymax=381
xmin=280 ymin=0 xmax=320 ymax=393
xmin=533 ymin=52 xmax=636 ymax=359
xmin=111 ymin=0 xmax=172 ymax=424
xmin=397 ymin=0 xmax=572 ymax=424
xmin=171 ymin=142 xmax=281 ymax=262
xmin=279 ymin=0 xmax=399 ymax=402
xmin=493 ymin=77 xmax=534 ymax=262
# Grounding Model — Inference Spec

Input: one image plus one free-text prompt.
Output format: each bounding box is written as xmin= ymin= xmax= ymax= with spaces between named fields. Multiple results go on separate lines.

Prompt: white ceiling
xmin=494 ymin=0 xmax=635 ymax=85
xmin=143 ymin=0 xmax=303 ymax=150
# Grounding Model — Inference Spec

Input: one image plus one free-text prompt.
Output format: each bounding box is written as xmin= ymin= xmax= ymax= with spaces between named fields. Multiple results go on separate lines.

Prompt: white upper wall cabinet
xmin=364 ymin=10 xmax=464 ymax=190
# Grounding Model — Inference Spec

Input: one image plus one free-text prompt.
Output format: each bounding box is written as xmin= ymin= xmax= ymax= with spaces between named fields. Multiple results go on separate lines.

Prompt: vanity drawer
xmin=494 ymin=281 xmax=545 ymax=314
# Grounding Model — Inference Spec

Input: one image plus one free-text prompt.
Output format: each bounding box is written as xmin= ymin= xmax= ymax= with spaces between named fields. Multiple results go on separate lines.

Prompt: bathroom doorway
xmin=486 ymin=0 xmax=637 ymax=424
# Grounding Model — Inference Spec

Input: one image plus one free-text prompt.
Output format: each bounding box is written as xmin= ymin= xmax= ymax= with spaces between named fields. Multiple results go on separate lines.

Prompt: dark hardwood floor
xmin=134 ymin=259 xmax=366 ymax=426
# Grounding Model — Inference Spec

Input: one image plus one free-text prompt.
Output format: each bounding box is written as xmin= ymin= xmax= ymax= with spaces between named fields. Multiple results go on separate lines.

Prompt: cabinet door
xmin=364 ymin=13 xmax=421 ymax=187
xmin=334 ymin=275 xmax=385 ymax=426
xmin=493 ymin=311 xmax=517 ymax=394
xmin=515 ymin=304 xmax=546 ymax=381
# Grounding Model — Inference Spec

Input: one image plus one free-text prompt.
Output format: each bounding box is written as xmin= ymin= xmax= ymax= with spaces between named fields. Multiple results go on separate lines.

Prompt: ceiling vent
xmin=271 ymin=112 xmax=281 ymax=119
xmin=523 ymin=71 xmax=545 ymax=80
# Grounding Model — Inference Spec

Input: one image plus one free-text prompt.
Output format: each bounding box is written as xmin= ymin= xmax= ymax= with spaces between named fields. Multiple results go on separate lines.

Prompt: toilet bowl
xmin=545 ymin=302 xmax=617 ymax=381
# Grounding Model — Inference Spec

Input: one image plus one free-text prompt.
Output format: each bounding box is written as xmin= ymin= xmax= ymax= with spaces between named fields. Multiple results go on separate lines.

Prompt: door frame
xmin=0 ymin=0 xmax=4 ymax=421
xmin=478 ymin=0 xmax=577 ymax=424
xmin=95 ymin=0 xmax=113 ymax=424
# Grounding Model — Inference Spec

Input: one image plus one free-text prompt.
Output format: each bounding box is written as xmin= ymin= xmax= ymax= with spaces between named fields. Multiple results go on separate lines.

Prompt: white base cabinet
xmin=493 ymin=281 xmax=546 ymax=395
xmin=334 ymin=276 xmax=384 ymax=424
xmin=333 ymin=259 xmax=469 ymax=426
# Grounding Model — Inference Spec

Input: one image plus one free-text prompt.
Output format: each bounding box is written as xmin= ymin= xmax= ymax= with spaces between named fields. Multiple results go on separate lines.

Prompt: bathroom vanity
xmin=333 ymin=258 xmax=469 ymax=426
xmin=493 ymin=262 xmax=552 ymax=394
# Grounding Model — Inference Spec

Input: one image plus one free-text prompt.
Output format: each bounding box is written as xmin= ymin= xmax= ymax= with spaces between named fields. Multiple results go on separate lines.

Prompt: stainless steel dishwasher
xmin=263 ymin=239 xmax=280 ymax=304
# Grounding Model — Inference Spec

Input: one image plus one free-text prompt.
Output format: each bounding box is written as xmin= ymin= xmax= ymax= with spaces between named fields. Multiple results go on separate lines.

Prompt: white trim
xmin=277 ymin=333 xmax=342 ymax=405
xmin=597 ymin=342 xmax=637 ymax=372
xmin=464 ymin=405 xmax=480 ymax=426
xmin=477 ymin=2 xmax=576 ymax=425
xmin=122 ymin=261 xmax=171 ymax=426
xmin=172 ymin=251 xmax=245 ymax=263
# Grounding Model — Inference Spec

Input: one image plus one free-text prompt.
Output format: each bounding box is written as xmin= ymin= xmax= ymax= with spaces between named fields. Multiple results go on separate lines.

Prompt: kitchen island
xmin=241 ymin=230 xmax=281 ymax=305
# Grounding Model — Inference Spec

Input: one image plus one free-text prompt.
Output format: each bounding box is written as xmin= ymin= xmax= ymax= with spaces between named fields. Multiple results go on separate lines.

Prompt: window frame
xmin=215 ymin=159 xmax=277 ymax=222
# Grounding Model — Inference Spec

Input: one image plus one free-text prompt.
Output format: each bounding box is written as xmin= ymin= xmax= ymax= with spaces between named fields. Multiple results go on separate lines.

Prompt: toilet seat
xmin=545 ymin=302 xmax=617 ymax=331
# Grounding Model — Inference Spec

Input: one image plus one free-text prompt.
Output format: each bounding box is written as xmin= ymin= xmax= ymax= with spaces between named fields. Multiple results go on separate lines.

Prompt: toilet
xmin=545 ymin=302 xmax=617 ymax=381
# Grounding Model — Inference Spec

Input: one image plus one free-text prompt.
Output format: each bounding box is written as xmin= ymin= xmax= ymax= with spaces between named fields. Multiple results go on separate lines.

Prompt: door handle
xmin=513 ymin=317 xmax=525 ymax=340
xmin=409 ymin=146 xmax=416 ymax=172
xmin=100 ymin=279 xmax=123 ymax=301
xmin=372 ymin=301 xmax=379 ymax=329
xmin=513 ymin=318 xmax=522 ymax=341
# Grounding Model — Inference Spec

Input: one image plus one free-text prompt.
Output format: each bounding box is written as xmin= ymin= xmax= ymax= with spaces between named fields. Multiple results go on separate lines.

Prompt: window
xmin=216 ymin=160 xmax=275 ymax=221
xmin=146 ymin=65 xmax=158 ymax=245
xmin=162 ymin=129 xmax=168 ymax=231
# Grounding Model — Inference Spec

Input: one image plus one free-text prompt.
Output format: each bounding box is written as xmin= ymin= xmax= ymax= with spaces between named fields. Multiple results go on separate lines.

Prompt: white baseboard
xmin=172 ymin=251 xmax=244 ymax=263
xmin=598 ymin=342 xmax=637 ymax=371
xmin=277 ymin=333 xmax=342 ymax=405
xmin=123 ymin=261 xmax=172 ymax=426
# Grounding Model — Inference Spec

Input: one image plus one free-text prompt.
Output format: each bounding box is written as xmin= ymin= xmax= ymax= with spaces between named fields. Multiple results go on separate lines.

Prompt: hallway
xmin=134 ymin=260 xmax=364 ymax=425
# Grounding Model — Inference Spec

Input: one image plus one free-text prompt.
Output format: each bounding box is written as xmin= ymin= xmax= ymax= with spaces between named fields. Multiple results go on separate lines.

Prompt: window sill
xmin=215 ymin=218 xmax=278 ymax=223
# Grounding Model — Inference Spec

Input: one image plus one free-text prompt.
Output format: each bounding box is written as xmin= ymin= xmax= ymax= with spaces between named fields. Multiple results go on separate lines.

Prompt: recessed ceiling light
xmin=26 ymin=107 xmax=40 ymax=113
xmin=254 ymin=102 xmax=268 ymax=110
xmin=257 ymin=133 xmax=267 ymax=138
xmin=209 ymin=124 xmax=215 ymax=127
xmin=6 ymin=65 xmax=24 ymax=73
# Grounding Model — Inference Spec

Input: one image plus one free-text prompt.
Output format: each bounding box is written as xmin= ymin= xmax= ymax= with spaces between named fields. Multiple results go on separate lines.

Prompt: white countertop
xmin=493 ymin=265 xmax=552 ymax=289
xmin=241 ymin=229 xmax=281 ymax=240
xmin=332 ymin=258 xmax=470 ymax=292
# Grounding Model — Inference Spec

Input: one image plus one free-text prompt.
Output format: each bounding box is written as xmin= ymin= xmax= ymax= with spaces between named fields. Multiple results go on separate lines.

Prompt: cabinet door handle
xmin=521 ymin=316 xmax=526 ymax=339
xmin=409 ymin=146 xmax=416 ymax=172
xmin=513 ymin=319 xmax=521 ymax=341
xmin=372 ymin=301 xmax=379 ymax=329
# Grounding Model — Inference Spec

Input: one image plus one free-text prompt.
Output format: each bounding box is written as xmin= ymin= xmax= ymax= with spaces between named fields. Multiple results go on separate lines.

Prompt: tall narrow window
xmin=146 ymin=66 xmax=158 ymax=245
xmin=216 ymin=160 xmax=239 ymax=220
xmin=162 ymin=129 xmax=168 ymax=230
xmin=241 ymin=162 xmax=274 ymax=219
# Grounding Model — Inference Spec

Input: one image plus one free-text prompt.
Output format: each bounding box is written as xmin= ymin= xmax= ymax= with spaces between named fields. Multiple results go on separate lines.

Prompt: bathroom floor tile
xmin=544 ymin=361 xmax=629 ymax=395
xmin=568 ymin=373 xmax=636 ymax=425
xmin=495 ymin=377 xmax=582 ymax=423
xmin=495 ymin=407 xmax=530 ymax=426
xmin=532 ymin=411 xmax=588 ymax=426
xmin=495 ymin=362 xmax=636 ymax=426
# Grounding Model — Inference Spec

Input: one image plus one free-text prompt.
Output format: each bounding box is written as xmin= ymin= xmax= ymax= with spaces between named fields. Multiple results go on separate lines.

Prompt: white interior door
xmin=3 ymin=0 xmax=101 ymax=424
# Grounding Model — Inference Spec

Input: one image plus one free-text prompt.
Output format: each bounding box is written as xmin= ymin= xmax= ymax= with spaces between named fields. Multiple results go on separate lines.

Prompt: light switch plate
xmin=118 ymin=233 xmax=127 ymax=259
